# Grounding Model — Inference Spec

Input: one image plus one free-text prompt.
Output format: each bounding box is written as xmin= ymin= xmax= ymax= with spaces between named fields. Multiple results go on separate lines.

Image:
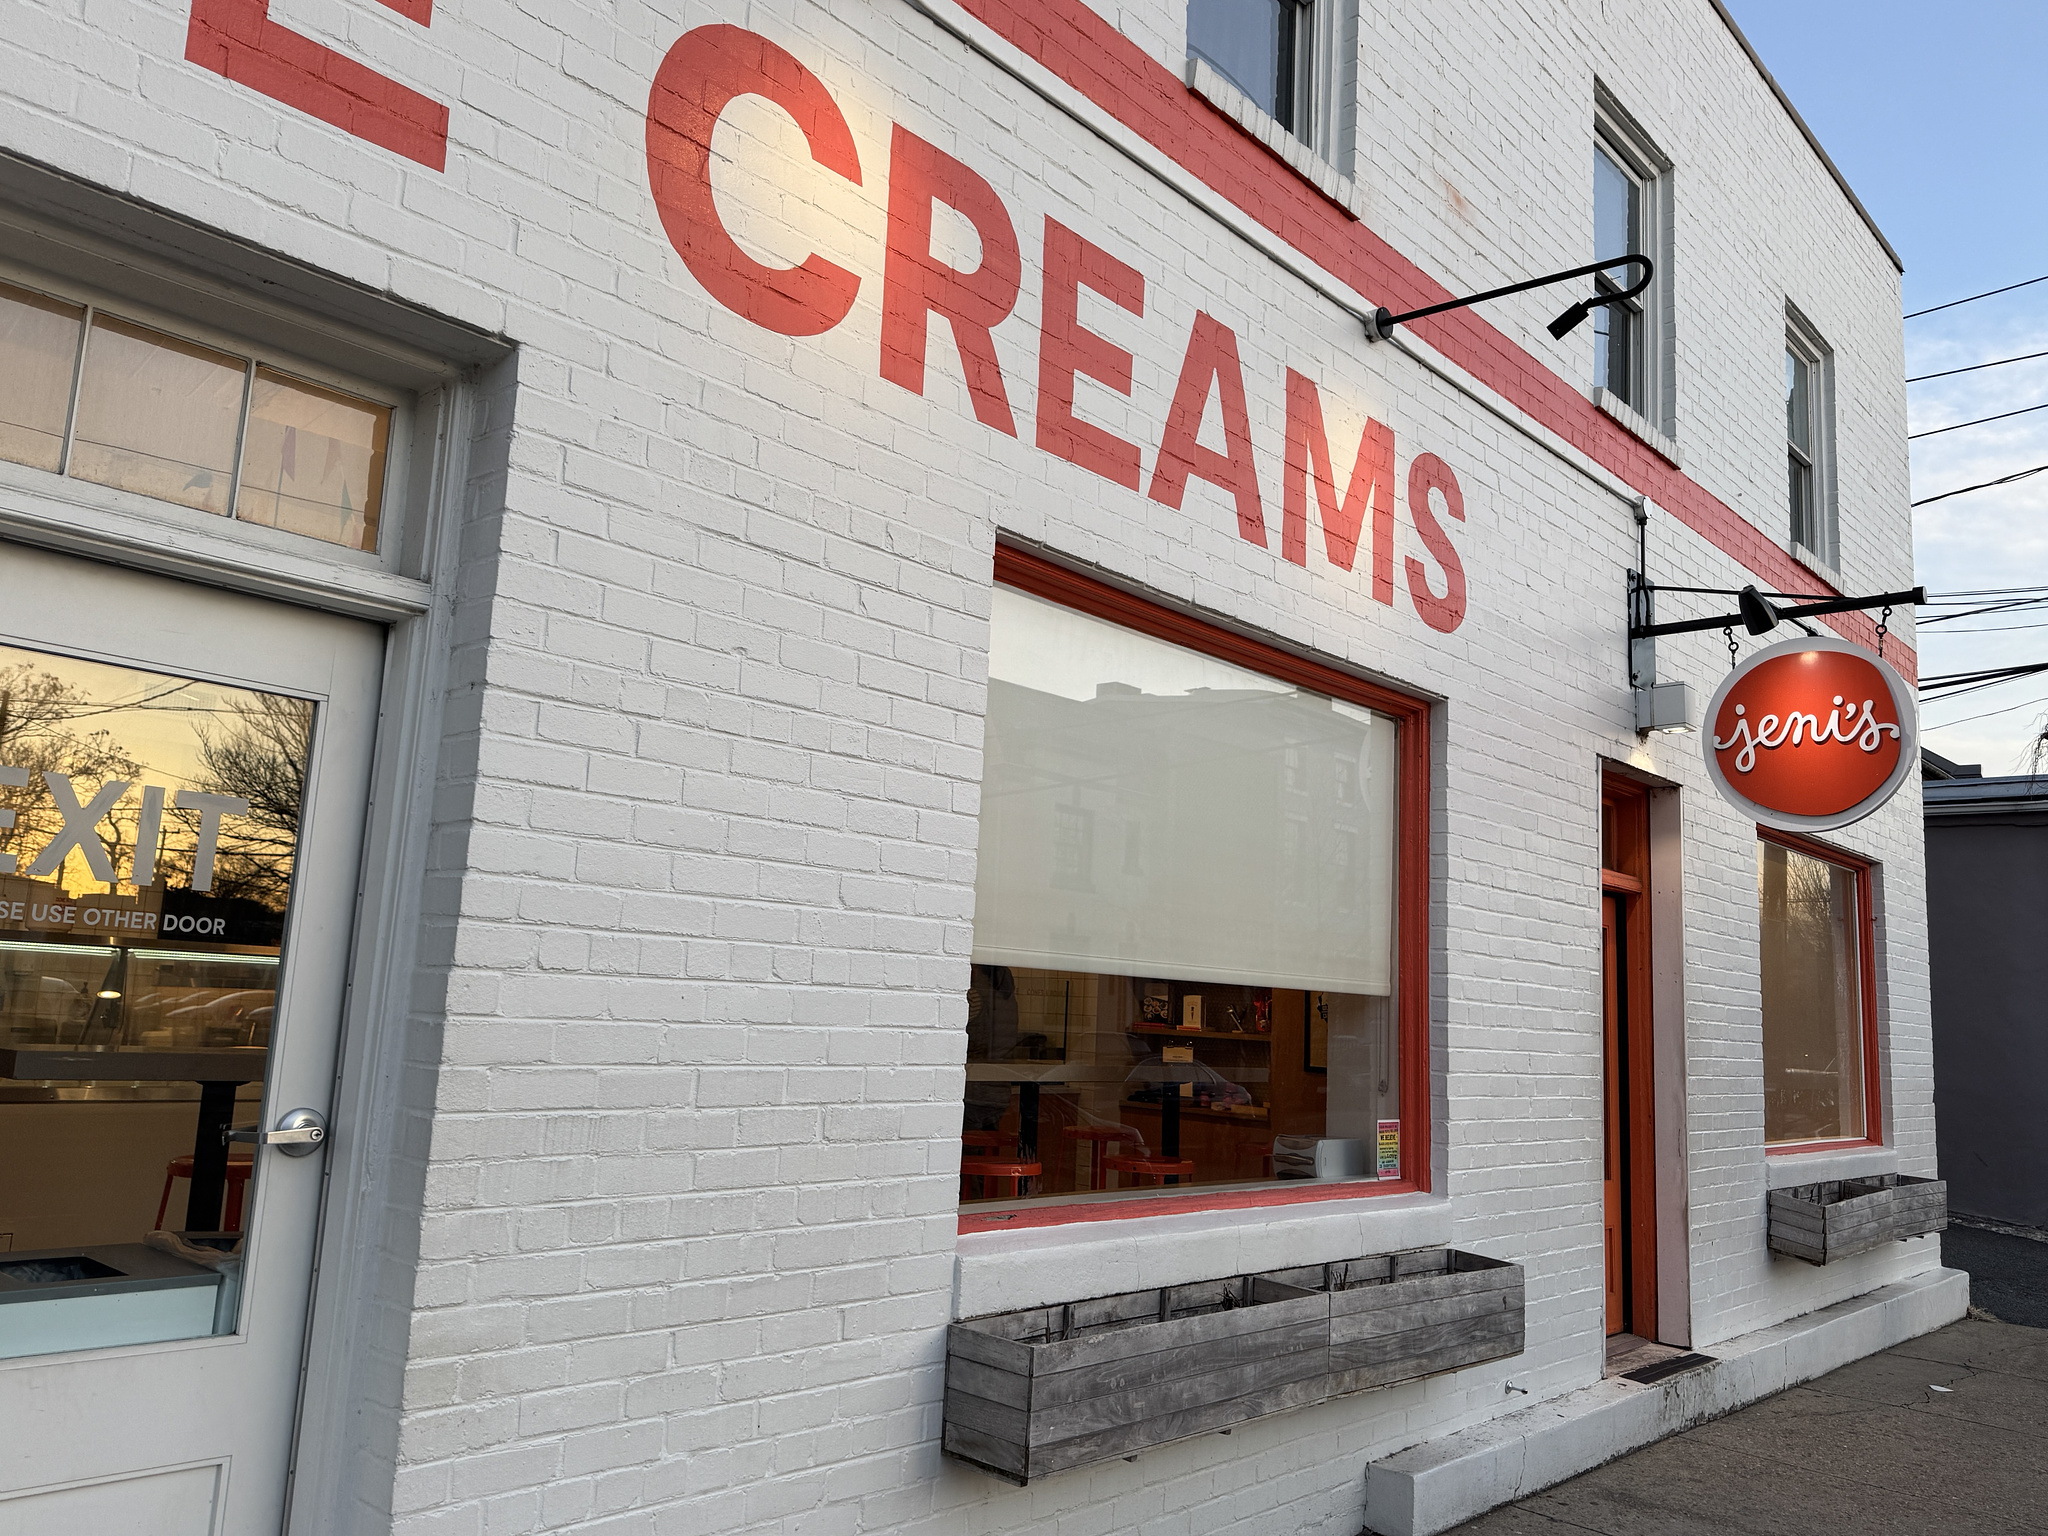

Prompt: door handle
xmin=225 ymin=1107 xmax=329 ymax=1157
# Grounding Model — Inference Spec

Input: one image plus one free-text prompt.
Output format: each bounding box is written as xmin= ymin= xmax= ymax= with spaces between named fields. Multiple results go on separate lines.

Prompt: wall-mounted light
xmin=1364 ymin=256 xmax=1654 ymax=343
xmin=1634 ymin=680 xmax=1695 ymax=735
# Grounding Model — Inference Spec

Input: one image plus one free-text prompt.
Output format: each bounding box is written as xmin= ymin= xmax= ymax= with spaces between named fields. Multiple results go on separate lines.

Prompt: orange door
xmin=1602 ymin=894 xmax=1625 ymax=1336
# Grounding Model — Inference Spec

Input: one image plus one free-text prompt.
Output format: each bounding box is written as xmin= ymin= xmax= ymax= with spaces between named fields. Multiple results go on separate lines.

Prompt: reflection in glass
xmin=1759 ymin=839 xmax=1866 ymax=1143
xmin=1593 ymin=146 xmax=1640 ymax=407
xmin=0 ymin=281 xmax=83 ymax=474
xmin=962 ymin=587 xmax=1400 ymax=1205
xmin=1787 ymin=348 xmax=1817 ymax=551
xmin=237 ymin=368 xmax=390 ymax=553
xmin=0 ymin=643 xmax=311 ymax=1359
xmin=69 ymin=315 xmax=247 ymax=516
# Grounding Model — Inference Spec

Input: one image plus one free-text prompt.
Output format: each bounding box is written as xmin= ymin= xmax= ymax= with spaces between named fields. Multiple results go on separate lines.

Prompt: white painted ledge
xmin=1362 ymin=1265 xmax=1968 ymax=1536
xmin=1184 ymin=56 xmax=1364 ymax=219
xmin=1593 ymin=387 xmax=1682 ymax=468
xmin=1764 ymin=1144 xmax=1902 ymax=1189
xmin=953 ymin=1190 xmax=1451 ymax=1318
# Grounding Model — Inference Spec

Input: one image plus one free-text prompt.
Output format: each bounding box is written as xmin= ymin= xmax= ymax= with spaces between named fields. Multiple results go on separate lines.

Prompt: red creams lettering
xmin=881 ymin=126 xmax=1024 ymax=434
xmin=1405 ymin=452 xmax=1467 ymax=633
xmin=645 ymin=25 xmax=863 ymax=337
xmin=1148 ymin=313 xmax=1265 ymax=547
xmin=1036 ymin=219 xmax=1147 ymax=489
xmin=1282 ymin=370 xmax=1396 ymax=600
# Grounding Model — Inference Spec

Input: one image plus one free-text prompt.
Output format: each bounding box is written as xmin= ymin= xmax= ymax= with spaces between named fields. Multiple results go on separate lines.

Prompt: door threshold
xmin=1603 ymin=1332 xmax=1683 ymax=1378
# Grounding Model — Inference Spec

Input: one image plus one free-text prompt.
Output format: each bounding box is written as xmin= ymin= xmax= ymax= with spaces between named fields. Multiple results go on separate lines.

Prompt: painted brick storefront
xmin=0 ymin=1 xmax=1953 ymax=1533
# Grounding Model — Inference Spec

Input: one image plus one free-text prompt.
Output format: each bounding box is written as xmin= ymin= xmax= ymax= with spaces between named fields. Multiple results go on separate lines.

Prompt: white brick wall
xmin=0 ymin=0 xmax=1925 ymax=1532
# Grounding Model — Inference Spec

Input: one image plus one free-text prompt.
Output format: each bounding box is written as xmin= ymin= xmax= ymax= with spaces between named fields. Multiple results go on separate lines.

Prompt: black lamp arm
xmin=1629 ymin=586 xmax=1925 ymax=641
xmin=1365 ymin=255 xmax=1654 ymax=341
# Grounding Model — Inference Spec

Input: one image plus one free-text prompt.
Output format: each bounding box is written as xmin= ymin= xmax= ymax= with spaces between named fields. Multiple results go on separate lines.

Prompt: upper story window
xmin=1785 ymin=311 xmax=1836 ymax=567
xmin=0 ymin=277 xmax=391 ymax=554
xmin=1593 ymin=142 xmax=1645 ymax=410
xmin=1188 ymin=0 xmax=1316 ymax=142
xmin=1588 ymin=92 xmax=1673 ymax=448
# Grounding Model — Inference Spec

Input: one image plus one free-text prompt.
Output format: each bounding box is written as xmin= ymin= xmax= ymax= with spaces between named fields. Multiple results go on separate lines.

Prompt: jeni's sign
xmin=1703 ymin=638 xmax=1917 ymax=833
xmin=644 ymin=25 xmax=1470 ymax=633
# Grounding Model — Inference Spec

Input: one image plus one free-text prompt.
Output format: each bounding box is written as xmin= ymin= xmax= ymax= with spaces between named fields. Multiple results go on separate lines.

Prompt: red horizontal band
xmin=955 ymin=0 xmax=1913 ymax=679
xmin=959 ymin=1178 xmax=1420 ymax=1235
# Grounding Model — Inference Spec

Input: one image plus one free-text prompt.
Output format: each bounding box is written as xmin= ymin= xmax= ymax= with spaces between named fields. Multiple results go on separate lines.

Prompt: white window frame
xmin=1591 ymin=88 xmax=1675 ymax=453
xmin=1785 ymin=306 xmax=1839 ymax=573
xmin=1185 ymin=1 xmax=1361 ymax=215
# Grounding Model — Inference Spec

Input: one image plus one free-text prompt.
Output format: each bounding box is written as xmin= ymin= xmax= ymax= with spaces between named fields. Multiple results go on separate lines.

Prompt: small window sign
xmin=1377 ymin=1119 xmax=1401 ymax=1179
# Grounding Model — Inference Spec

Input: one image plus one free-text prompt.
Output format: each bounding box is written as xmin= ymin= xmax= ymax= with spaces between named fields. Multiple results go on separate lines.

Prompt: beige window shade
xmin=973 ymin=586 xmax=1397 ymax=994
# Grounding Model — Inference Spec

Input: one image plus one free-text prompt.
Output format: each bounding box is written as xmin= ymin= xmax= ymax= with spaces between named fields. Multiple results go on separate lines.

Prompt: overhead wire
xmin=1912 ymin=463 xmax=2048 ymax=507
xmin=1905 ymin=273 xmax=2048 ymax=320
xmin=1908 ymin=347 xmax=2048 ymax=384
xmin=1908 ymin=399 xmax=2048 ymax=440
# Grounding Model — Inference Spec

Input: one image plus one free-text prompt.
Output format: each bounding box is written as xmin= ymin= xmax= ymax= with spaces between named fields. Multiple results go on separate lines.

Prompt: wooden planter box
xmin=943 ymin=1249 xmax=1525 ymax=1483
xmin=944 ymin=1274 xmax=1328 ymax=1484
xmin=1768 ymin=1174 xmax=1947 ymax=1265
xmin=1265 ymin=1248 xmax=1526 ymax=1396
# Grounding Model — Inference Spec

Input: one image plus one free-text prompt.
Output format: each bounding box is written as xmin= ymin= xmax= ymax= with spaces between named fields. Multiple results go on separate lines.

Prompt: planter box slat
xmin=1028 ymin=1315 xmax=1327 ymax=1406
xmin=1768 ymin=1174 xmax=1947 ymax=1264
xmin=944 ymin=1247 xmax=1525 ymax=1482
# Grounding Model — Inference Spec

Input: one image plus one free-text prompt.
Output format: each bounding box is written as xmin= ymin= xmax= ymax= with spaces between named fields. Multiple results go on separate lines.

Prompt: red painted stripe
xmin=955 ymin=0 xmax=1914 ymax=678
xmin=959 ymin=1178 xmax=1420 ymax=1235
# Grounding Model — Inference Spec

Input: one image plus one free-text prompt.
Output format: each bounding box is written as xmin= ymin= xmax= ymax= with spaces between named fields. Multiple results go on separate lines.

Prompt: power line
xmin=1905 ymin=273 xmax=2048 ymax=320
xmin=1908 ymin=347 xmax=2048 ymax=384
xmin=1909 ymin=400 xmax=2048 ymax=440
xmin=1911 ymin=462 xmax=2048 ymax=506
xmin=1923 ymin=692 xmax=2048 ymax=730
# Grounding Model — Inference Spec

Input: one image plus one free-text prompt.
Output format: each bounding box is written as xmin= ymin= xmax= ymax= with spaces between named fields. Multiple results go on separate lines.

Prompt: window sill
xmin=1185 ymin=56 xmax=1362 ymax=219
xmin=1790 ymin=541 xmax=1841 ymax=586
xmin=1764 ymin=1141 xmax=1895 ymax=1189
xmin=1592 ymin=388 xmax=1681 ymax=469
xmin=954 ymin=1185 xmax=1449 ymax=1318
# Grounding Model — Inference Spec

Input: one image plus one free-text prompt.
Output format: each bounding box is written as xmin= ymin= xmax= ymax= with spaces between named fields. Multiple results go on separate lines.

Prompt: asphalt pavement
xmin=1446 ymin=1233 xmax=2048 ymax=1535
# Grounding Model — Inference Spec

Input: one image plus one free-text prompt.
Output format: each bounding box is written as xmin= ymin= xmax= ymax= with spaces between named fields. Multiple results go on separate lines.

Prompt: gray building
xmin=1925 ymin=750 xmax=2048 ymax=1228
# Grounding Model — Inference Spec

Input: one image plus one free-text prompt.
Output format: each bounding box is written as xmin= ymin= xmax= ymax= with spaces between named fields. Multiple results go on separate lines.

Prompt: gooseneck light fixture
xmin=1363 ymin=255 xmax=1654 ymax=343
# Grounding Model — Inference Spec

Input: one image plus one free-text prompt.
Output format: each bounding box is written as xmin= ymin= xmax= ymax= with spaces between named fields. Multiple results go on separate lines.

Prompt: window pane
xmin=1596 ymin=304 xmax=1635 ymax=405
xmin=0 ymin=642 xmax=313 ymax=1358
xmin=0 ymin=282 xmax=82 ymax=474
xmin=237 ymin=369 xmax=389 ymax=553
xmin=1759 ymin=840 xmax=1866 ymax=1143
xmin=70 ymin=316 xmax=246 ymax=516
xmin=1789 ymin=451 xmax=1815 ymax=551
xmin=1189 ymin=0 xmax=1285 ymax=121
xmin=963 ymin=587 xmax=1402 ymax=1205
xmin=1594 ymin=146 xmax=1638 ymax=261
xmin=1786 ymin=348 xmax=1811 ymax=453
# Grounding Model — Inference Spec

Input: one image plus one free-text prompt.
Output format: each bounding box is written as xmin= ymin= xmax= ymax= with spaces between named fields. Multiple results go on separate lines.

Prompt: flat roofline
xmin=1708 ymin=0 xmax=1904 ymax=274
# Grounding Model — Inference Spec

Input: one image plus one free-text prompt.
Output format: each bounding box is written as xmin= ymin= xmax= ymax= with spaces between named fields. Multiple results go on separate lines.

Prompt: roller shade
xmin=971 ymin=586 xmax=1397 ymax=994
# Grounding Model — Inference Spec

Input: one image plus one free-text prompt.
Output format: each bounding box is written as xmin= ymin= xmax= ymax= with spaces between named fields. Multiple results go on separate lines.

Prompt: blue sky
xmin=1726 ymin=1 xmax=2048 ymax=771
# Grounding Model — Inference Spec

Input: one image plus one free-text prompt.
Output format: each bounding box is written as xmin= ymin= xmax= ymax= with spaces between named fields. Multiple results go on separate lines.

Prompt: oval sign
xmin=1702 ymin=636 xmax=1918 ymax=832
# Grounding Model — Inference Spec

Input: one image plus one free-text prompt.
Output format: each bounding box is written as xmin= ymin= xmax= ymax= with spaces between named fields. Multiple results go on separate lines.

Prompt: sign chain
xmin=1876 ymin=605 xmax=1891 ymax=659
xmin=1724 ymin=625 xmax=1739 ymax=670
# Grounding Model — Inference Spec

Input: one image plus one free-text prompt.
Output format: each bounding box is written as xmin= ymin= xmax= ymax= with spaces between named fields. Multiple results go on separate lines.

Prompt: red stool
xmin=1103 ymin=1154 xmax=1196 ymax=1189
xmin=155 ymin=1154 xmax=255 ymax=1232
xmin=960 ymin=1157 xmax=1041 ymax=1200
xmin=962 ymin=1133 xmax=1017 ymax=1156
xmin=1064 ymin=1126 xmax=1142 ymax=1190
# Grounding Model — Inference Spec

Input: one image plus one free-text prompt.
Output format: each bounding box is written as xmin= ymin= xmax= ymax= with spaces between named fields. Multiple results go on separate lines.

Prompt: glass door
xmin=0 ymin=544 xmax=382 ymax=1534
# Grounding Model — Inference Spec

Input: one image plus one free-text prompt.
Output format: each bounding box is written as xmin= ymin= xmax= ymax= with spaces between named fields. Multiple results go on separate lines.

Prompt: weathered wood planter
xmin=943 ymin=1249 xmax=1524 ymax=1483
xmin=1264 ymin=1248 xmax=1526 ymax=1396
xmin=1768 ymin=1174 xmax=1947 ymax=1265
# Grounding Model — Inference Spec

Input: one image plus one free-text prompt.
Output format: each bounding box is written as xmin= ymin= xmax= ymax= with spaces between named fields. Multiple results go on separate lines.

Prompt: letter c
xmin=646 ymin=24 xmax=863 ymax=336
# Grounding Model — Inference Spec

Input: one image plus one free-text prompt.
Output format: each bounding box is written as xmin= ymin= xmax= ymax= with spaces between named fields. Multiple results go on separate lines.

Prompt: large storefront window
xmin=1759 ymin=834 xmax=1875 ymax=1145
xmin=962 ymin=576 xmax=1408 ymax=1206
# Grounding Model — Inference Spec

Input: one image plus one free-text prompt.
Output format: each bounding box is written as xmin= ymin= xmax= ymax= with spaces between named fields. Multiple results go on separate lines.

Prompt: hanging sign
xmin=1702 ymin=636 xmax=1917 ymax=832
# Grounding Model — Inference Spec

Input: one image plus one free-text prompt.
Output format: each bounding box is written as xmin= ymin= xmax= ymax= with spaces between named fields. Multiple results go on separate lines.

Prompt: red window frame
xmin=1757 ymin=826 xmax=1882 ymax=1155
xmin=958 ymin=543 xmax=1432 ymax=1234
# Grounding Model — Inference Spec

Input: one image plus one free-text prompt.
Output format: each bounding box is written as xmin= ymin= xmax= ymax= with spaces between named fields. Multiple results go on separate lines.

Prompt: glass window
xmin=0 ymin=280 xmax=393 ymax=553
xmin=1188 ymin=0 xmax=1315 ymax=140
xmin=238 ymin=368 xmax=390 ymax=552
xmin=0 ymin=281 xmax=83 ymax=474
xmin=962 ymin=586 xmax=1402 ymax=1206
xmin=1759 ymin=837 xmax=1871 ymax=1144
xmin=1593 ymin=143 xmax=1643 ymax=408
xmin=0 ymin=642 xmax=313 ymax=1358
xmin=69 ymin=315 xmax=248 ymax=517
xmin=1786 ymin=337 xmax=1823 ymax=556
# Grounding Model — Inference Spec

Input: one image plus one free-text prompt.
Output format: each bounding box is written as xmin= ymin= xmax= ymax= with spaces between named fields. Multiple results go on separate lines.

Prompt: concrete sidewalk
xmin=1446 ymin=1316 xmax=2048 ymax=1534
